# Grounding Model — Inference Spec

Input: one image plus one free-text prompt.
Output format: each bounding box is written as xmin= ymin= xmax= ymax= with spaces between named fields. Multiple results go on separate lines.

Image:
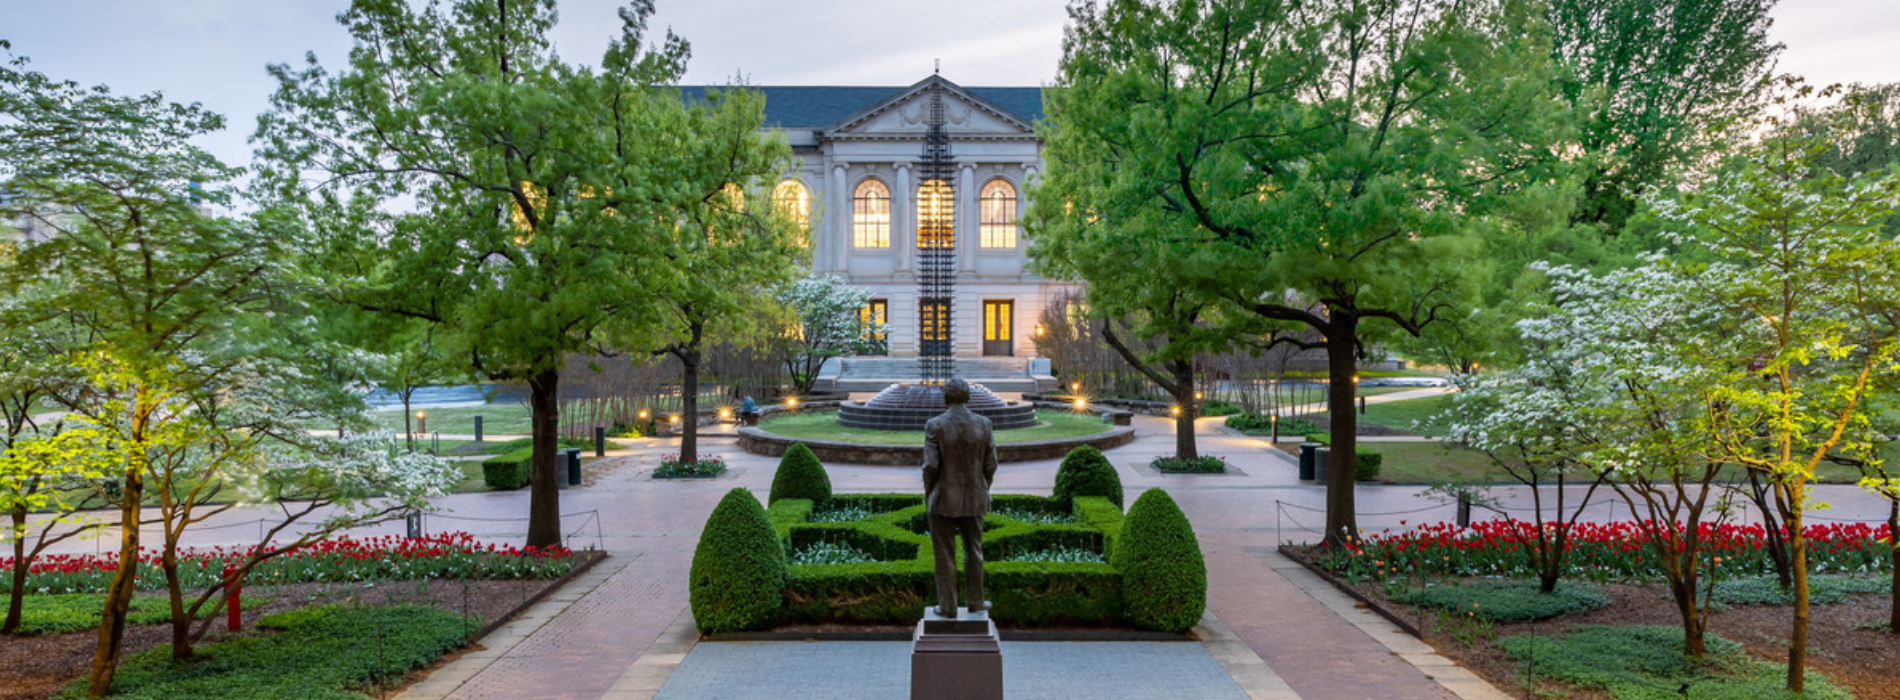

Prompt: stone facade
xmin=686 ymin=75 xmax=1074 ymax=360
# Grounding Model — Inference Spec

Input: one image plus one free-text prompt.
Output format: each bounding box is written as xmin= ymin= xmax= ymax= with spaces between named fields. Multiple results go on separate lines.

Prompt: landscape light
xmin=719 ymin=408 xmax=732 ymax=419
xmin=670 ymin=414 xmax=681 ymax=423
xmin=1034 ymin=324 xmax=1045 ymax=337
xmin=1073 ymin=398 xmax=1087 ymax=410
xmin=416 ymin=411 xmax=426 ymax=419
xmin=786 ymin=396 xmax=800 ymax=408
xmin=1193 ymin=391 xmax=1203 ymax=401
xmin=1070 ymin=381 xmax=1081 ymax=393
xmin=1170 ymin=405 xmax=1182 ymax=416
xmin=638 ymin=409 xmax=649 ymax=420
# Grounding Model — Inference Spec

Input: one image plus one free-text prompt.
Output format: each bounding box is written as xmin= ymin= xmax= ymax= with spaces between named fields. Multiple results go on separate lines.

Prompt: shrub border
xmin=737 ymin=421 xmax=1137 ymax=465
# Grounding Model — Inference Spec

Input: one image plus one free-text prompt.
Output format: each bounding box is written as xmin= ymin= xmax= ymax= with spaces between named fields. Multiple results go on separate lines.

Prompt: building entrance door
xmin=982 ymin=300 xmax=1014 ymax=357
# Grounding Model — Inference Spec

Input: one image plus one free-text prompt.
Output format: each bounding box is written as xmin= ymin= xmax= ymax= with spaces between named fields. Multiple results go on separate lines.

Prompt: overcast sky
xmin=3 ymin=0 xmax=1896 ymax=168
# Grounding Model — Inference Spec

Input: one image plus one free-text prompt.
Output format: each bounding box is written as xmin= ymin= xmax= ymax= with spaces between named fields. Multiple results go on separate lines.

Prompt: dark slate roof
xmin=678 ymin=86 xmax=1045 ymax=129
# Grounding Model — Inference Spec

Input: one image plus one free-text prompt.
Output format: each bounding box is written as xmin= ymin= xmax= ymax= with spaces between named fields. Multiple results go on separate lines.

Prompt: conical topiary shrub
xmin=690 ymin=488 xmax=787 ymax=633
xmin=1052 ymin=445 xmax=1123 ymax=509
xmin=768 ymin=443 xmax=831 ymax=505
xmin=1113 ymin=488 xmax=1206 ymax=633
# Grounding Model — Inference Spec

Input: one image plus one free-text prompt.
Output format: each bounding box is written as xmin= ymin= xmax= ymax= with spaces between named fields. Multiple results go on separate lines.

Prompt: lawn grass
xmin=759 ymin=409 xmax=1112 ymax=445
xmin=1357 ymin=442 xmax=1504 ymax=483
xmin=1359 ymin=393 xmax=1455 ymax=435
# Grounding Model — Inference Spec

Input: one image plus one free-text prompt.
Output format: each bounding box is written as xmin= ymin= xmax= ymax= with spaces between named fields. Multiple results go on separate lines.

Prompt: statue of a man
xmin=922 ymin=377 xmax=999 ymax=617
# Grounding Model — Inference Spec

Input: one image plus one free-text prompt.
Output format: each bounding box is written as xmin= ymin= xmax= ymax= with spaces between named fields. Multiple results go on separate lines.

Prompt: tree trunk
xmin=1171 ymin=360 xmax=1197 ymax=460
xmin=163 ymin=546 xmax=191 ymax=660
xmin=1785 ymin=484 xmax=1809 ymax=693
xmin=87 ymin=470 xmax=142 ymax=696
xmin=1664 ymin=558 xmax=1707 ymax=658
xmin=4 ymin=508 xmax=25 ymax=634
xmin=1745 ymin=471 xmax=1792 ymax=589
xmin=402 ymin=389 xmax=414 ymax=451
xmin=1888 ymin=499 xmax=1897 ymax=635
xmin=1323 ymin=316 xmax=1359 ymax=547
xmin=680 ymin=344 xmax=701 ymax=462
xmin=524 ymin=368 xmax=562 ymax=548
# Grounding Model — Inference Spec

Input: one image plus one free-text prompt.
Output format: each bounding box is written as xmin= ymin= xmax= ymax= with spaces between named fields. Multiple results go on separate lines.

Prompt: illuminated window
xmin=979 ymin=179 xmax=1018 ymax=248
xmin=859 ymin=299 xmax=888 ymax=353
xmin=919 ymin=300 xmax=949 ymax=347
xmin=772 ymin=179 xmax=810 ymax=230
xmin=720 ymin=183 xmax=745 ymax=211
xmin=852 ymin=180 xmax=890 ymax=248
xmin=916 ymin=179 xmax=954 ymax=249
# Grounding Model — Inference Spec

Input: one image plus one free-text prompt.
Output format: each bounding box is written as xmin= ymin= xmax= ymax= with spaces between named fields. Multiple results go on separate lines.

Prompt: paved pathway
xmin=40 ymin=405 xmax=1900 ymax=699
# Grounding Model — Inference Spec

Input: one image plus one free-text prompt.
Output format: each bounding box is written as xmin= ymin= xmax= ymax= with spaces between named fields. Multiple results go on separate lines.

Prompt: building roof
xmin=678 ymin=85 xmax=1045 ymax=129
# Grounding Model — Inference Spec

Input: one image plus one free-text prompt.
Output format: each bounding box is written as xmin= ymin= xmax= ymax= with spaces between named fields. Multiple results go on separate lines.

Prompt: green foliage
xmin=1225 ymin=413 xmax=1318 ymax=435
xmin=1355 ymin=450 xmax=1383 ymax=481
xmin=654 ymin=456 xmax=726 ymax=478
xmin=1151 ymin=456 xmax=1225 ymax=474
xmin=56 ymin=604 xmax=472 ymax=700
xmin=1709 ymin=575 xmax=1887 ymax=607
xmin=480 ymin=449 xmax=533 ymax=490
xmin=470 ymin=436 xmax=591 ymax=456
xmin=1499 ymin=625 xmax=1851 ymax=700
xmin=1112 ymin=489 xmax=1206 ymax=633
xmin=1200 ymin=400 xmax=1240 ymax=417
xmin=762 ymin=494 xmax=1126 ymax=626
xmin=992 ymin=507 xmax=1076 ymax=525
xmin=768 ymin=443 xmax=831 ymax=505
xmin=789 ymin=541 xmax=877 ymax=566
xmin=689 ymin=488 xmax=786 ymax=633
xmin=1053 ymin=446 xmax=1123 ymax=509
xmin=1397 ymin=580 xmax=1609 ymax=622
xmin=1005 ymin=546 xmax=1106 ymax=564
xmin=12 ymin=594 xmax=171 ymax=636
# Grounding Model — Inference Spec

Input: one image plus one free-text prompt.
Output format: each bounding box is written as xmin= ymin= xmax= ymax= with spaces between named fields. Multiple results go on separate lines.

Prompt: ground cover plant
xmin=53 ymin=604 xmax=475 ymax=700
xmin=1396 ymin=580 xmax=1611 ymax=622
xmin=2 ymin=533 xmax=577 ymax=596
xmin=758 ymin=409 xmax=1112 ymax=445
xmin=1151 ymin=455 xmax=1226 ymax=474
xmin=654 ymin=454 xmax=727 ymax=478
xmin=1499 ymin=625 xmax=1851 ymax=700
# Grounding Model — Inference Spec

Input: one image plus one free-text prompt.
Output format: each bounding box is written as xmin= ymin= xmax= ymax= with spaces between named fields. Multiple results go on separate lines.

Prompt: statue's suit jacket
xmin=922 ymin=408 xmax=999 ymax=518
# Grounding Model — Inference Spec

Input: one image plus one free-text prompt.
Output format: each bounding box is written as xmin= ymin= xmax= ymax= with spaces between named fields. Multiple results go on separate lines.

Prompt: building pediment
xmin=822 ymin=76 xmax=1038 ymax=142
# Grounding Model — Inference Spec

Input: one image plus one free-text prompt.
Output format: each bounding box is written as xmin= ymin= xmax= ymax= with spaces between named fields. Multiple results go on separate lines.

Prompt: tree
xmin=1651 ymin=123 xmax=1900 ymax=692
xmin=774 ymin=275 xmax=882 ymax=395
xmin=1517 ymin=260 xmax=1737 ymax=659
xmin=646 ymin=94 xmax=805 ymax=461
xmin=1033 ymin=0 xmax=1569 ymax=545
xmin=1548 ymin=0 xmax=1780 ymax=237
xmin=257 ymin=0 xmax=704 ymax=547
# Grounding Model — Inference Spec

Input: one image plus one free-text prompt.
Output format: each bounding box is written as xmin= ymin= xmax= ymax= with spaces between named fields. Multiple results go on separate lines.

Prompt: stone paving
xmin=39 ymin=402 xmax=1900 ymax=700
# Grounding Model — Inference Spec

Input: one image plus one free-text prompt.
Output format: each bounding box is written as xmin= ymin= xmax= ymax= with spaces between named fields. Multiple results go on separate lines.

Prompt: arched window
xmin=772 ymin=179 xmax=810 ymax=230
xmin=720 ymin=183 xmax=746 ymax=211
xmin=852 ymin=179 xmax=890 ymax=248
xmin=979 ymin=179 xmax=1018 ymax=249
xmin=916 ymin=179 xmax=954 ymax=249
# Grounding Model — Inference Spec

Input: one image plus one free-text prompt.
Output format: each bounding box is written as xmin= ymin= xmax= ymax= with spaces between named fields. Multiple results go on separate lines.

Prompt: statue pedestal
xmin=910 ymin=607 xmax=1002 ymax=700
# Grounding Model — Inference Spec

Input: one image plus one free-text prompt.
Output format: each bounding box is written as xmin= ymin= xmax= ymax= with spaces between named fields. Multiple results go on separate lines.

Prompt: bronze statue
xmin=922 ymin=377 xmax=999 ymax=617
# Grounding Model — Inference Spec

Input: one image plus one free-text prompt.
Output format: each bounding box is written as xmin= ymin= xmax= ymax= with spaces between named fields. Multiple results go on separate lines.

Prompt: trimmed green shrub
xmin=56 ymin=605 xmax=471 ymax=700
xmin=769 ymin=443 xmax=831 ymax=505
xmin=1112 ymin=488 xmax=1206 ymax=633
xmin=1398 ymin=580 xmax=1609 ymax=622
xmin=1152 ymin=455 xmax=1226 ymax=473
xmin=768 ymin=494 xmax=1125 ymax=626
xmin=690 ymin=488 xmax=787 ymax=633
xmin=1053 ymin=445 xmax=1123 ymax=508
xmin=1499 ymin=625 xmax=1852 ymax=700
xmin=481 ymin=448 xmax=533 ymax=490
xmin=1355 ymin=449 xmax=1382 ymax=481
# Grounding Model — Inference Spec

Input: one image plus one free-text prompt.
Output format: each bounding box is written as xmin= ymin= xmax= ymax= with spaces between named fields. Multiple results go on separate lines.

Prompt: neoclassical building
xmin=686 ymin=75 xmax=1068 ymax=360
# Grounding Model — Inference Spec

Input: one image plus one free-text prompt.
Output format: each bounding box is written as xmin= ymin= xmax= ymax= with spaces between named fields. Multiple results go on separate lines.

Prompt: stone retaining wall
xmin=736 ymin=424 xmax=1138 ymax=466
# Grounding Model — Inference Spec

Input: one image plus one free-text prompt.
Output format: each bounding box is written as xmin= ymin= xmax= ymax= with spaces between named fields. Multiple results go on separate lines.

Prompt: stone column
xmin=894 ymin=162 xmax=913 ymax=279
xmin=958 ymin=162 xmax=977 ymax=278
xmin=832 ymin=163 xmax=850 ymax=272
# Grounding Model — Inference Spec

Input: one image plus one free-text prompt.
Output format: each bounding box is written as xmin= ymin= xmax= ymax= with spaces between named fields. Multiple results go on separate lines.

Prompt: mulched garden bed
xmin=1283 ymin=545 xmax=1900 ymax=700
xmin=0 ymin=551 xmax=604 ymax=700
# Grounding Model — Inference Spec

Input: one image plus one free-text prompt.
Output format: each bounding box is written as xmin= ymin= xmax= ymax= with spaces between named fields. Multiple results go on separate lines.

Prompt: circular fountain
xmin=835 ymin=383 xmax=1038 ymax=431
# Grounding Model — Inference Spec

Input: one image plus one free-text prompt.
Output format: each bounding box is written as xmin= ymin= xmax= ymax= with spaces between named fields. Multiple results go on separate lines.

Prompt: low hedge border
xmin=481 ymin=448 xmax=533 ymax=490
xmin=768 ymin=493 xmax=1127 ymax=626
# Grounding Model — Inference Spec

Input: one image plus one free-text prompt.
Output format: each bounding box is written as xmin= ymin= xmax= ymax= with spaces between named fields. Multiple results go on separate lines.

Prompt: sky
xmin=2 ymin=0 xmax=1897 ymax=169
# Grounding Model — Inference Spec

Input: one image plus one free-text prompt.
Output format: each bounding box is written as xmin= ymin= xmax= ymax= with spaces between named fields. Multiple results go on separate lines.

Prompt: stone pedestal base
xmin=910 ymin=607 xmax=1002 ymax=700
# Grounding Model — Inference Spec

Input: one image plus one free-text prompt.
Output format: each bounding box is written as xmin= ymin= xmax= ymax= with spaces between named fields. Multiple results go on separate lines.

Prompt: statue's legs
xmin=928 ymin=513 xmax=988 ymax=615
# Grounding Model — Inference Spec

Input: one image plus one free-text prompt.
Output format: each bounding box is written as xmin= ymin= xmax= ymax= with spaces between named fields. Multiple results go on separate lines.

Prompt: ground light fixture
xmin=786 ymin=396 xmax=800 ymax=409
xmin=1170 ymin=405 xmax=1182 ymax=416
xmin=718 ymin=407 xmax=732 ymax=420
xmin=1073 ymin=398 xmax=1087 ymax=410
xmin=1070 ymin=381 xmax=1081 ymax=393
xmin=638 ymin=409 xmax=650 ymax=420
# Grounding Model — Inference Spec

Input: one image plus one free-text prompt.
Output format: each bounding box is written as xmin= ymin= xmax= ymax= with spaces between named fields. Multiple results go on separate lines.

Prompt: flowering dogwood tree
xmin=774 ymin=275 xmax=883 ymax=394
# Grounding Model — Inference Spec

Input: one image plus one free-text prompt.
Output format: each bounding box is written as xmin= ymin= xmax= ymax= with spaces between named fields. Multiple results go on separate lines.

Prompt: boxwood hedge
xmin=768 ymin=443 xmax=832 ymax=505
xmin=1052 ymin=445 xmax=1123 ymax=508
xmin=481 ymin=448 xmax=533 ymax=490
xmin=691 ymin=488 xmax=787 ymax=633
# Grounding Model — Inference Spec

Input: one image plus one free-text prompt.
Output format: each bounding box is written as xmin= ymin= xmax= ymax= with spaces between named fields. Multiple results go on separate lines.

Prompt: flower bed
xmin=1151 ymin=455 xmax=1227 ymax=473
xmin=655 ymin=454 xmax=727 ymax=478
xmin=1312 ymin=519 xmax=1895 ymax=583
xmin=4 ymin=532 xmax=577 ymax=595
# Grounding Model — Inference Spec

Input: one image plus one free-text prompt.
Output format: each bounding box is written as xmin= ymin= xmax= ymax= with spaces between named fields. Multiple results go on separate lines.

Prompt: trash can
xmin=1314 ymin=447 xmax=1331 ymax=484
xmin=1298 ymin=442 xmax=1321 ymax=481
xmin=560 ymin=448 xmax=581 ymax=487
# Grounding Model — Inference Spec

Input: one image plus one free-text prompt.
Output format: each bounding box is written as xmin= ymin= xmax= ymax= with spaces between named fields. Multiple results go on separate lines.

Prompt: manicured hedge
xmin=769 ymin=493 xmax=1126 ymax=626
xmin=1053 ymin=445 xmax=1123 ymax=508
xmin=690 ymin=488 xmax=787 ymax=633
xmin=1355 ymin=450 xmax=1383 ymax=481
xmin=768 ymin=443 xmax=832 ymax=505
xmin=481 ymin=448 xmax=533 ymax=490
xmin=1113 ymin=488 xmax=1206 ymax=633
